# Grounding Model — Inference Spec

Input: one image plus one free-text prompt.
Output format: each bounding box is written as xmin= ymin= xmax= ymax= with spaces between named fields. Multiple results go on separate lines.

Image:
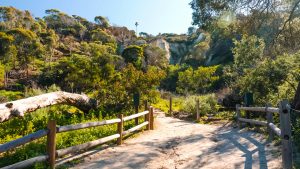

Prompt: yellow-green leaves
xmin=233 ymin=35 xmax=265 ymax=72
xmin=176 ymin=66 xmax=219 ymax=94
xmin=122 ymin=45 xmax=144 ymax=69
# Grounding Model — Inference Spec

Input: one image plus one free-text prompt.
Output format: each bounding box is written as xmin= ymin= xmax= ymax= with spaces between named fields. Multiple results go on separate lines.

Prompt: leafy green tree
xmin=160 ymin=65 xmax=188 ymax=92
xmin=94 ymin=16 xmax=110 ymax=28
xmin=7 ymin=28 xmax=43 ymax=77
xmin=232 ymin=35 xmax=265 ymax=75
xmin=143 ymin=45 xmax=168 ymax=69
xmin=236 ymin=53 xmax=300 ymax=105
xmin=39 ymin=54 xmax=94 ymax=92
xmin=40 ymin=29 xmax=58 ymax=68
xmin=0 ymin=32 xmax=17 ymax=69
xmin=90 ymin=28 xmax=115 ymax=44
xmin=0 ymin=32 xmax=17 ymax=87
xmin=44 ymin=9 xmax=85 ymax=38
xmin=0 ymin=7 xmax=36 ymax=30
xmin=122 ymin=45 xmax=144 ymax=69
xmin=190 ymin=0 xmax=234 ymax=29
xmin=176 ymin=66 xmax=219 ymax=94
xmin=95 ymin=64 xmax=165 ymax=111
xmin=74 ymin=22 xmax=87 ymax=40
xmin=0 ymin=32 xmax=14 ymax=55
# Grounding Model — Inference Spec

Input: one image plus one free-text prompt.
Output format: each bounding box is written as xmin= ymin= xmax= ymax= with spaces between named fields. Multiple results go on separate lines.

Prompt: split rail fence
xmin=236 ymin=100 xmax=293 ymax=169
xmin=0 ymin=105 xmax=154 ymax=169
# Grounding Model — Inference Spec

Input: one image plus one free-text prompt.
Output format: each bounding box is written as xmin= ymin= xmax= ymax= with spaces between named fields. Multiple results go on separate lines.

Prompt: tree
xmin=143 ymin=45 xmax=168 ymax=69
xmin=187 ymin=26 xmax=197 ymax=35
xmin=0 ymin=32 xmax=17 ymax=87
xmin=190 ymin=0 xmax=235 ymax=29
xmin=160 ymin=65 xmax=188 ymax=92
xmin=232 ymin=35 xmax=265 ymax=75
xmin=0 ymin=7 xmax=36 ymax=30
xmin=176 ymin=66 xmax=219 ymax=94
xmin=7 ymin=28 xmax=43 ymax=77
xmin=94 ymin=16 xmax=110 ymax=28
xmin=190 ymin=0 xmax=300 ymax=53
xmin=40 ymin=29 xmax=58 ymax=68
xmin=236 ymin=52 xmax=300 ymax=105
xmin=294 ymin=82 xmax=300 ymax=109
xmin=0 ymin=32 xmax=14 ymax=53
xmin=44 ymin=9 xmax=78 ymax=36
xmin=122 ymin=45 xmax=144 ymax=69
xmin=139 ymin=32 xmax=151 ymax=38
xmin=90 ymin=28 xmax=115 ymax=44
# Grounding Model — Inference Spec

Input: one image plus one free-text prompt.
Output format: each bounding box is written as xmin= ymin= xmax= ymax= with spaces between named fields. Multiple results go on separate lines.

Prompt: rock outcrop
xmin=150 ymin=32 xmax=233 ymax=66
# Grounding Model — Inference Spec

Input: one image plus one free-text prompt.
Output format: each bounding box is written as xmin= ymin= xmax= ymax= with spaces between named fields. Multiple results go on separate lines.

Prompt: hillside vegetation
xmin=1 ymin=0 xmax=300 ymax=167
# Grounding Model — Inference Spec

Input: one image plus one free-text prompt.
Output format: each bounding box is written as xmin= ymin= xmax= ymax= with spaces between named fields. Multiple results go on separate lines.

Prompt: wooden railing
xmin=0 ymin=106 xmax=155 ymax=169
xmin=236 ymin=100 xmax=292 ymax=169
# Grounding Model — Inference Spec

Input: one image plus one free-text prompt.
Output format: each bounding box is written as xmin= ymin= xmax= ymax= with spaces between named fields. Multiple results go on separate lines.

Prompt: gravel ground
xmin=70 ymin=110 xmax=282 ymax=169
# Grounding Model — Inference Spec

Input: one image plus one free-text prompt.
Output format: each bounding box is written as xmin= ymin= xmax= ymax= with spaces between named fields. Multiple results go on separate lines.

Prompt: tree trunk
xmin=293 ymin=81 xmax=300 ymax=110
xmin=0 ymin=91 xmax=97 ymax=122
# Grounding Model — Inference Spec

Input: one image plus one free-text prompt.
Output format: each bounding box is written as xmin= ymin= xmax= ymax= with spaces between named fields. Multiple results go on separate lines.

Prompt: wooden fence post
xmin=117 ymin=114 xmax=124 ymax=145
xmin=236 ymin=104 xmax=241 ymax=128
xmin=169 ymin=97 xmax=172 ymax=116
xmin=150 ymin=106 xmax=154 ymax=130
xmin=266 ymin=103 xmax=274 ymax=141
xmin=135 ymin=105 xmax=139 ymax=126
xmin=279 ymin=100 xmax=293 ymax=169
xmin=47 ymin=120 xmax=56 ymax=169
xmin=196 ymin=99 xmax=200 ymax=121
xmin=144 ymin=100 xmax=150 ymax=130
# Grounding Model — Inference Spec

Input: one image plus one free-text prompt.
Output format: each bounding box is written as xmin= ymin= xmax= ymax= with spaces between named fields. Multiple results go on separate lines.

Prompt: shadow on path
xmin=68 ymin=112 xmax=279 ymax=169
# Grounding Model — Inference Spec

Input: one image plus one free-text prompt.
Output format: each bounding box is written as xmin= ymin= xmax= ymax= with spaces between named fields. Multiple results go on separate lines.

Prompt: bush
xmin=24 ymin=84 xmax=61 ymax=97
xmin=176 ymin=66 xmax=219 ymax=95
xmin=0 ymin=90 xmax=23 ymax=102
xmin=0 ymin=105 xmax=140 ymax=168
xmin=151 ymin=94 xmax=184 ymax=115
xmin=180 ymin=94 xmax=218 ymax=116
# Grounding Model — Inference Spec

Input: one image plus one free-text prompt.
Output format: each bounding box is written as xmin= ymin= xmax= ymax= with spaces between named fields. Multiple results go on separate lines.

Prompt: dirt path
xmin=70 ymin=110 xmax=281 ymax=169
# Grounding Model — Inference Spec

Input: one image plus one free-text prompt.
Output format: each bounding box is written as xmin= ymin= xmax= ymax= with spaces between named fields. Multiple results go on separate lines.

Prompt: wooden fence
xmin=168 ymin=97 xmax=201 ymax=121
xmin=236 ymin=100 xmax=293 ymax=169
xmin=0 ymin=106 xmax=155 ymax=169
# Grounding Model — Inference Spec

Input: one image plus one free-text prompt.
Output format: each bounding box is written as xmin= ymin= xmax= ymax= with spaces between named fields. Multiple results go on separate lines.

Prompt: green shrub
xmin=151 ymin=96 xmax=184 ymax=115
xmin=24 ymin=84 xmax=61 ymax=97
xmin=0 ymin=105 xmax=141 ymax=168
xmin=152 ymin=93 xmax=218 ymax=117
xmin=176 ymin=66 xmax=219 ymax=95
xmin=0 ymin=90 xmax=23 ymax=102
xmin=180 ymin=94 xmax=218 ymax=116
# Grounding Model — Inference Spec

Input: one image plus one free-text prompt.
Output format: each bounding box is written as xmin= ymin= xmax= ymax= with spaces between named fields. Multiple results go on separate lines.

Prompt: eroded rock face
xmin=150 ymin=38 xmax=189 ymax=64
xmin=168 ymin=42 xmax=189 ymax=64
xmin=150 ymin=38 xmax=171 ymax=60
xmin=150 ymin=32 xmax=234 ymax=66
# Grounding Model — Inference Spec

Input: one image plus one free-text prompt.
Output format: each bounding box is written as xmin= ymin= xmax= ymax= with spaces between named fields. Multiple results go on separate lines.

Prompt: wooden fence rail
xmin=57 ymin=119 xmax=121 ymax=133
xmin=0 ymin=105 xmax=154 ymax=169
xmin=236 ymin=100 xmax=293 ymax=169
xmin=2 ymin=155 xmax=48 ymax=169
xmin=0 ymin=129 xmax=48 ymax=153
xmin=238 ymin=106 xmax=279 ymax=113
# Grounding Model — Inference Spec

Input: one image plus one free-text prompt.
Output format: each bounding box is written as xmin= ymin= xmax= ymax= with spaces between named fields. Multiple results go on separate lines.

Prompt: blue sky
xmin=0 ymin=0 xmax=193 ymax=35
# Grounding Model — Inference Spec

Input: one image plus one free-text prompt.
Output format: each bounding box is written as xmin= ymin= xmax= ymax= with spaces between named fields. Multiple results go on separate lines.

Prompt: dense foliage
xmin=0 ymin=7 xmax=166 ymax=111
xmin=1 ymin=1 xmax=300 ymax=167
xmin=0 ymin=7 xmax=167 ymax=167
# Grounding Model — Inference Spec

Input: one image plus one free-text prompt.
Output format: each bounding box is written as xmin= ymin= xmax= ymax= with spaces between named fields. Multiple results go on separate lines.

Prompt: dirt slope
xmin=70 ymin=110 xmax=281 ymax=169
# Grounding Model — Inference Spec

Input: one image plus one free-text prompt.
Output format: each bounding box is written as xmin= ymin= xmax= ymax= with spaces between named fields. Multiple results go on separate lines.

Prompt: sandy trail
xmin=70 ymin=110 xmax=281 ymax=169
